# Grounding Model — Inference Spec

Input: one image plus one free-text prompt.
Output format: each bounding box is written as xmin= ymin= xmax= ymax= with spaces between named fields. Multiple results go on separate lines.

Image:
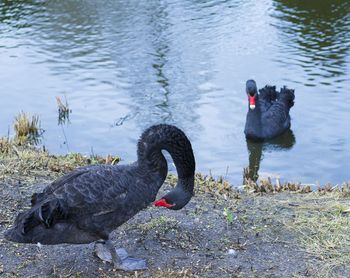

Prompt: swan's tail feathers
xmin=279 ymin=86 xmax=295 ymax=109
xmin=4 ymin=226 xmax=22 ymax=243
xmin=259 ymin=85 xmax=278 ymax=102
xmin=4 ymin=199 xmax=66 ymax=243
xmin=3 ymin=210 xmax=38 ymax=243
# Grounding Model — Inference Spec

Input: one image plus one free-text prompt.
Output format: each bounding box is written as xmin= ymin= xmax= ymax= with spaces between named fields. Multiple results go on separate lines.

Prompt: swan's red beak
xmin=154 ymin=198 xmax=174 ymax=208
xmin=249 ymin=95 xmax=256 ymax=110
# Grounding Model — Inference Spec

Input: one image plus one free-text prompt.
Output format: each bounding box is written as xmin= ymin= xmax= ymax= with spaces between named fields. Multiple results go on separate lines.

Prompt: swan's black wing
xmin=31 ymin=166 xmax=91 ymax=206
xmin=261 ymin=87 xmax=294 ymax=136
xmin=261 ymin=102 xmax=290 ymax=131
xmin=19 ymin=165 xmax=132 ymax=234
xmin=258 ymin=85 xmax=278 ymax=113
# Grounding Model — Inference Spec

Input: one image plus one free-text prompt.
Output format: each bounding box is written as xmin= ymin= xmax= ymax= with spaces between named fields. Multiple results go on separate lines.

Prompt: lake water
xmin=1 ymin=0 xmax=350 ymax=185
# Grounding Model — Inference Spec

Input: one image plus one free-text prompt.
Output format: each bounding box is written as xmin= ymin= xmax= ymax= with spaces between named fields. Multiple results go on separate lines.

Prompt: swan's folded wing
xmin=52 ymin=165 xmax=131 ymax=215
xmin=31 ymin=166 xmax=92 ymax=206
xmin=22 ymin=166 xmax=132 ymax=233
xmin=262 ymin=102 xmax=290 ymax=131
xmin=258 ymin=86 xmax=278 ymax=113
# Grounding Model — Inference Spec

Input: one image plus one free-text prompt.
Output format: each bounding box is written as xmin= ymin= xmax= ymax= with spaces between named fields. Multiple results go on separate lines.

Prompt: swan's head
xmin=154 ymin=185 xmax=193 ymax=210
xmin=246 ymin=79 xmax=257 ymax=110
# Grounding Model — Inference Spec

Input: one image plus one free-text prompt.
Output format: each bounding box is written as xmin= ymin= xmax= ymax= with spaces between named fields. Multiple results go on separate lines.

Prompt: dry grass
xmin=96 ymin=268 xmax=197 ymax=278
xmin=241 ymin=176 xmax=350 ymax=277
xmin=283 ymin=192 xmax=350 ymax=277
xmin=0 ymin=137 xmax=120 ymax=183
xmin=166 ymin=173 xmax=241 ymax=201
xmin=244 ymin=177 xmax=312 ymax=193
xmin=137 ymin=216 xmax=178 ymax=234
xmin=149 ymin=268 xmax=197 ymax=278
xmin=13 ymin=111 xmax=42 ymax=145
xmin=243 ymin=167 xmax=313 ymax=193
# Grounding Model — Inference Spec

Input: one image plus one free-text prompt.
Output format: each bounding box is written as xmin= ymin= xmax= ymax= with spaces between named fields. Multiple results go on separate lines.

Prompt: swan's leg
xmin=94 ymin=240 xmax=118 ymax=264
xmin=94 ymin=240 xmax=147 ymax=271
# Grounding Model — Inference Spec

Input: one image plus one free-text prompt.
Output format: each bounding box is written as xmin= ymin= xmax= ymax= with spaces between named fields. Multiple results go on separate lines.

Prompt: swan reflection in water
xmin=245 ymin=129 xmax=296 ymax=182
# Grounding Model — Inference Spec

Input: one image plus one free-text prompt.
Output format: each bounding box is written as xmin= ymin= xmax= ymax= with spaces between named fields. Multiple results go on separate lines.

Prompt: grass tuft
xmin=166 ymin=173 xmax=240 ymax=201
xmin=13 ymin=111 xmax=42 ymax=145
xmin=243 ymin=171 xmax=312 ymax=193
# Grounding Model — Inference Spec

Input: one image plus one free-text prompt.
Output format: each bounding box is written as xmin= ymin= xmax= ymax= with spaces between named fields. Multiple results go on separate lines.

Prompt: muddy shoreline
xmin=1 ymin=141 xmax=350 ymax=277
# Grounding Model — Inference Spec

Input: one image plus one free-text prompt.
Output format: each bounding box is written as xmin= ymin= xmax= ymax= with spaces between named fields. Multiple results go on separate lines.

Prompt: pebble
xmin=227 ymin=249 xmax=238 ymax=257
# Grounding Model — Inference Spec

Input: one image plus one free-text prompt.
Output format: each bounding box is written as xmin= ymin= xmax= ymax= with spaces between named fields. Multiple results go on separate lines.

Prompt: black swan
xmin=244 ymin=80 xmax=295 ymax=140
xmin=4 ymin=124 xmax=195 ymax=271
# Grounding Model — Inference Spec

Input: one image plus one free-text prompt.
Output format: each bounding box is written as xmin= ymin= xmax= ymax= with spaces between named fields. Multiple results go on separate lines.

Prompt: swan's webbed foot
xmin=94 ymin=240 xmax=147 ymax=271
xmin=114 ymin=248 xmax=147 ymax=271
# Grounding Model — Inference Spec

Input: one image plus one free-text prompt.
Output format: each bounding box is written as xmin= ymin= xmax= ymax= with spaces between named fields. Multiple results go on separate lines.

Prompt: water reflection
xmin=56 ymin=96 xmax=71 ymax=125
xmin=246 ymin=129 xmax=296 ymax=181
xmin=1 ymin=0 xmax=350 ymax=184
xmin=0 ymin=0 xmax=202 ymax=139
xmin=272 ymin=0 xmax=350 ymax=84
xmin=148 ymin=1 xmax=172 ymax=122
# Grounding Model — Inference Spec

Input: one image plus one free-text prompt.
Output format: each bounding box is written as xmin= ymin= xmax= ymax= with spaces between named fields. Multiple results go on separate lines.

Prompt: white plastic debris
xmin=227 ymin=249 xmax=238 ymax=257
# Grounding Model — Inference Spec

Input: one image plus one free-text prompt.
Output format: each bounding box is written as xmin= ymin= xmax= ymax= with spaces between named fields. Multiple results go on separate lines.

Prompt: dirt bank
xmin=1 ymin=140 xmax=350 ymax=277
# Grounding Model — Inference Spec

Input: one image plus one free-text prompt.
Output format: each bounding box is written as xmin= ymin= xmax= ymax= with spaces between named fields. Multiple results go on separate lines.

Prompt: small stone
xmin=227 ymin=249 xmax=238 ymax=257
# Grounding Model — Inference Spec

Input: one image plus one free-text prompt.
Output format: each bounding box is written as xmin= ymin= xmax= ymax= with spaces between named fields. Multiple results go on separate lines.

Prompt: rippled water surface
xmin=1 ymin=0 xmax=350 ymax=185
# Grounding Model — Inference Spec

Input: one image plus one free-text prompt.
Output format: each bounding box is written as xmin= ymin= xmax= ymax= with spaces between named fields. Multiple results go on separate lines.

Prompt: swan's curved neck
xmin=137 ymin=124 xmax=195 ymax=180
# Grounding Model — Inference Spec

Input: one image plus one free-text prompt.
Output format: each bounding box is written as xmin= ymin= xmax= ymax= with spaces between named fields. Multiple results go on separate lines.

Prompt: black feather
xmin=244 ymin=80 xmax=295 ymax=140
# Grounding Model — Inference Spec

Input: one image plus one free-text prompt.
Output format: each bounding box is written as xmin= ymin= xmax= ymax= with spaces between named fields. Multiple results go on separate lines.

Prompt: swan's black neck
xmin=245 ymin=96 xmax=263 ymax=139
xmin=137 ymin=124 xmax=195 ymax=180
